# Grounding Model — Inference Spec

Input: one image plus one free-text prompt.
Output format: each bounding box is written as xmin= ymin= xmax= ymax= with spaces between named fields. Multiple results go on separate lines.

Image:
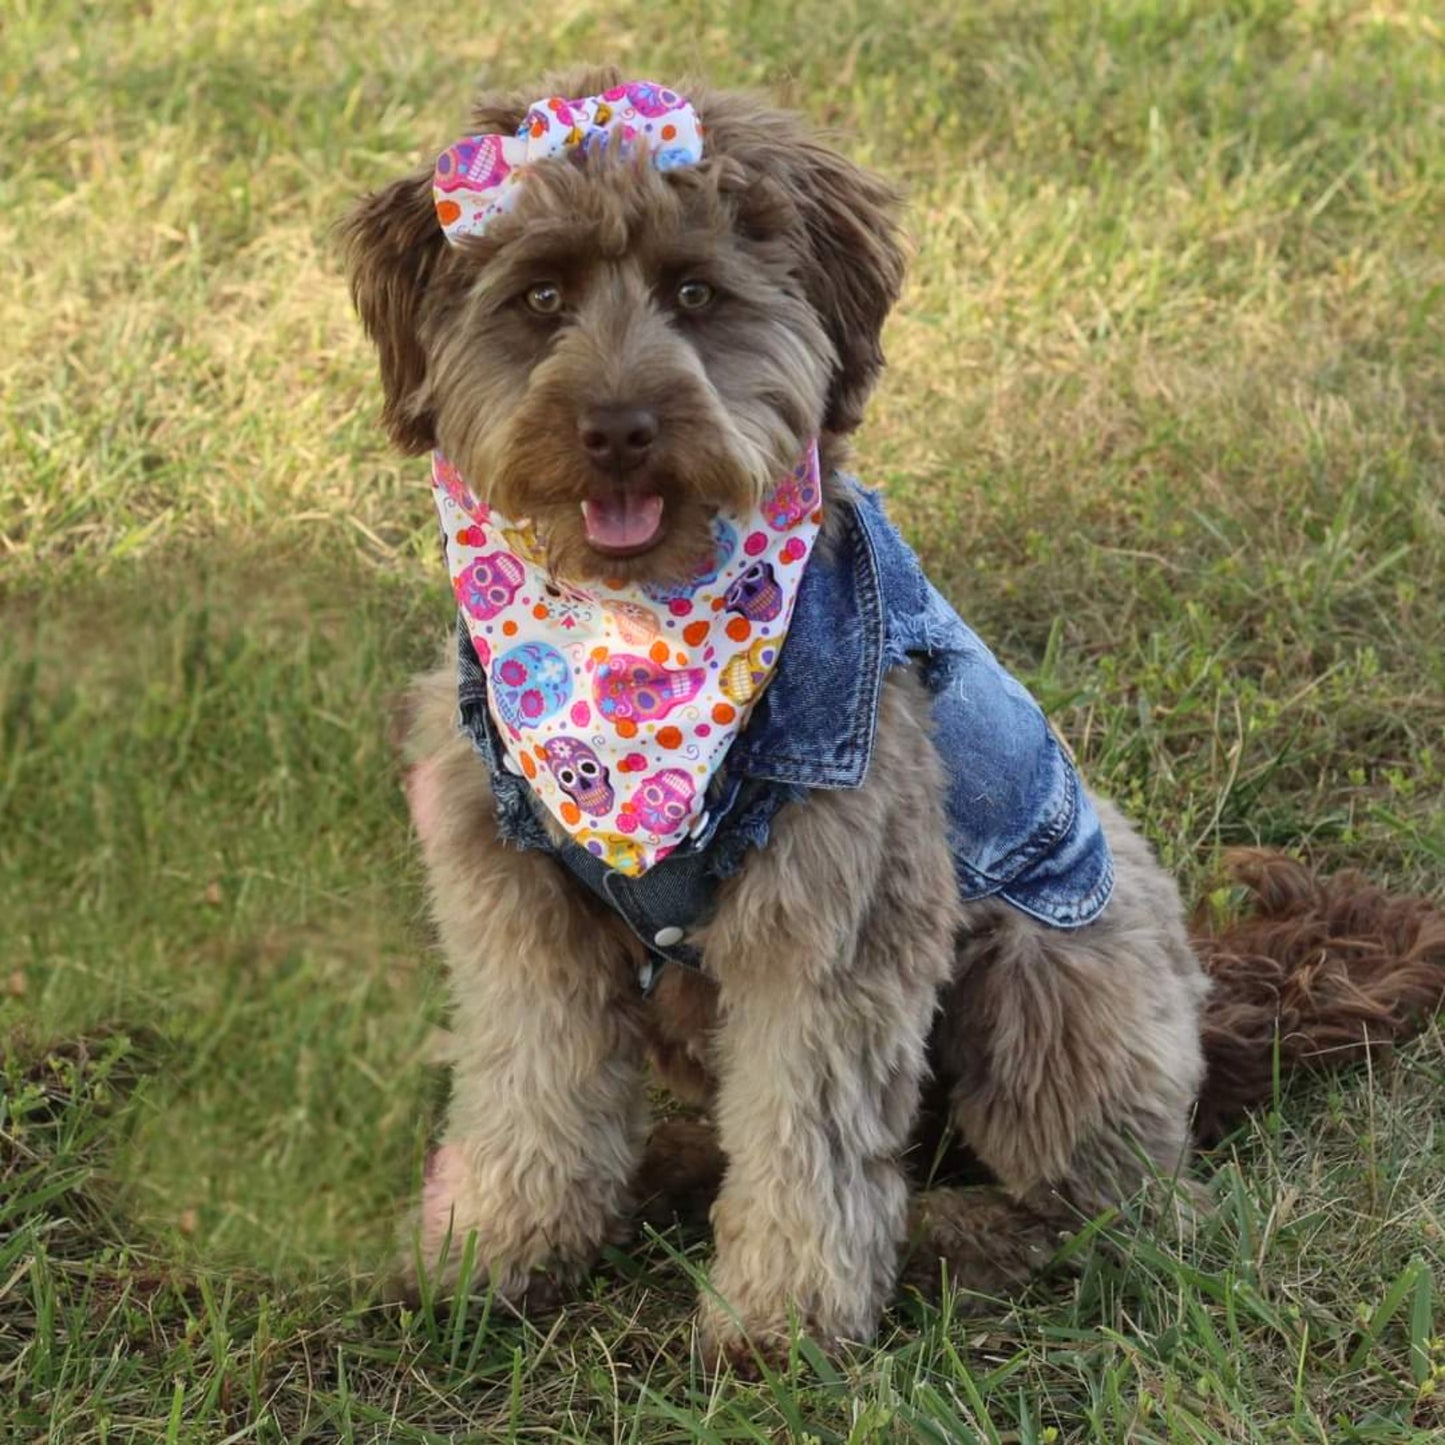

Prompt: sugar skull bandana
xmin=434 ymin=445 xmax=824 ymax=876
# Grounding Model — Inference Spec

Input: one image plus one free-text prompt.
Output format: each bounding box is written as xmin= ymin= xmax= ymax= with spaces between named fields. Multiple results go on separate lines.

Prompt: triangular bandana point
xmin=435 ymin=443 xmax=823 ymax=876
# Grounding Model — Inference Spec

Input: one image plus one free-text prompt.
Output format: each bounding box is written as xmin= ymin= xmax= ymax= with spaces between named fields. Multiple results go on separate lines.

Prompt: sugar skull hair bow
xmin=432 ymin=81 xmax=704 ymax=243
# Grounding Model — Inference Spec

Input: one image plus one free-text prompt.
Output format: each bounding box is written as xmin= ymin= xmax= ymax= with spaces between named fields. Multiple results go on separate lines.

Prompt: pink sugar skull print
xmin=593 ymin=654 xmax=706 ymax=724
xmin=434 ymin=453 xmax=486 ymax=518
xmin=763 ymin=453 xmax=823 ymax=531
xmin=619 ymin=769 xmax=696 ymax=835
xmin=433 ymin=135 xmax=512 ymax=199
xmin=455 ymin=552 xmax=525 ymax=620
xmin=619 ymin=81 xmax=686 ymax=118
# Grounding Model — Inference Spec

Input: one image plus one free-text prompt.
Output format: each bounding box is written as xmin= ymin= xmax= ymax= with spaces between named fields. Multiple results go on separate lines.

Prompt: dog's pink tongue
xmin=582 ymin=491 xmax=664 ymax=550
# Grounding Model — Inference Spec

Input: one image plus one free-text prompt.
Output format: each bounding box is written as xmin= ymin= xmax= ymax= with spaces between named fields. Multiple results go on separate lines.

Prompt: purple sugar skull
xmin=593 ymin=654 xmax=705 ymax=724
xmin=491 ymin=642 xmax=572 ymax=731
xmin=724 ymin=560 xmax=783 ymax=622
xmin=607 ymin=81 xmax=683 ymax=118
xmin=623 ymin=768 xmax=696 ymax=834
xmin=542 ymin=737 xmax=613 ymax=815
xmin=455 ymin=551 xmax=525 ymax=620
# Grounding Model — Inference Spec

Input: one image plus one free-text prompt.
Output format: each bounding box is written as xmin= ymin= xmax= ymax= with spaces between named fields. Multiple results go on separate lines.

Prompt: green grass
xmin=3 ymin=0 xmax=1444 ymax=1438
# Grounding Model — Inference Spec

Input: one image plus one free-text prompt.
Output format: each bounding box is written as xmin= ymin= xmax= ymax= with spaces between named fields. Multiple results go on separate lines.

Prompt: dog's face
xmin=343 ymin=69 xmax=905 ymax=583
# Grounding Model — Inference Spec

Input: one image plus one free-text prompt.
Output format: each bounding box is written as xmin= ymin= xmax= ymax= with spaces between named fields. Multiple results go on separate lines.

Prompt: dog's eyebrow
xmin=466 ymin=234 xmax=598 ymax=307
xmin=645 ymin=237 xmax=734 ymax=275
xmin=644 ymin=241 xmax=794 ymax=310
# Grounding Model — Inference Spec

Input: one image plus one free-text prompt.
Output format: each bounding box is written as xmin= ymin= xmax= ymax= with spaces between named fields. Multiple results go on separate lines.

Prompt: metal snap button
xmin=653 ymin=925 xmax=685 ymax=948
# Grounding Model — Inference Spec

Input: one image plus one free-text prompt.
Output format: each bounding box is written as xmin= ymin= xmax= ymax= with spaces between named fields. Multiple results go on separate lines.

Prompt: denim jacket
xmin=455 ymin=476 xmax=1114 ymax=984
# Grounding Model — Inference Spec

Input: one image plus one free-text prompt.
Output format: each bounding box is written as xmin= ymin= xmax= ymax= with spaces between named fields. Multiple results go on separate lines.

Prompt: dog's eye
xmin=675 ymin=279 xmax=714 ymax=312
xmin=524 ymin=283 xmax=564 ymax=316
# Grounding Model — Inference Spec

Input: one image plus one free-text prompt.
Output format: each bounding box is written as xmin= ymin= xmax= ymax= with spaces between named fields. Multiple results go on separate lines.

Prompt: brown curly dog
xmin=342 ymin=67 xmax=1445 ymax=1371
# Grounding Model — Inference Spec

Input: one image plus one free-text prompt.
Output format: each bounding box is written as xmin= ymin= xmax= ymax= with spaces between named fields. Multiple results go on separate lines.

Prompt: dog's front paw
xmin=391 ymin=1144 xmax=593 ymax=1307
xmin=696 ymin=1300 xmax=792 ymax=1381
xmin=695 ymin=1295 xmax=847 ymax=1380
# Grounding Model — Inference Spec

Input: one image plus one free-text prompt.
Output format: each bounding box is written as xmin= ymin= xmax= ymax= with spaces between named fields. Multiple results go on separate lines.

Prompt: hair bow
xmin=432 ymin=81 xmax=704 ymax=244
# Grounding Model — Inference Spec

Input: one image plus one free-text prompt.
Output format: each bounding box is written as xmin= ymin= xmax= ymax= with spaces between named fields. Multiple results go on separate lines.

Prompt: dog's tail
xmin=1191 ymin=848 xmax=1445 ymax=1143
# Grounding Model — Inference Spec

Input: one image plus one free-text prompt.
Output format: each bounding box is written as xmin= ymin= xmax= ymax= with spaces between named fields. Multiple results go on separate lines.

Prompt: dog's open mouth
xmin=581 ymin=488 xmax=665 ymax=557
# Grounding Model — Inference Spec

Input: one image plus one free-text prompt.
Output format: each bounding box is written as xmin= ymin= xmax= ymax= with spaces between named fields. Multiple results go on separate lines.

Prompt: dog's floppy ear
xmin=782 ymin=138 xmax=906 ymax=435
xmin=341 ymin=168 xmax=446 ymax=454
xmin=341 ymin=76 xmax=611 ymax=452
xmin=700 ymin=93 xmax=907 ymax=434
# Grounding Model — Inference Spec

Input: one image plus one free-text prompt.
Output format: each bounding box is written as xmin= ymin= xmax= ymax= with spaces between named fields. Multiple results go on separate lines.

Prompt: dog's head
xmin=342 ymin=67 xmax=905 ymax=583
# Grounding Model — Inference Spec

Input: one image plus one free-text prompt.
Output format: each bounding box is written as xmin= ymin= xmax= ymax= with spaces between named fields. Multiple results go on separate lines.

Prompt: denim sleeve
xmin=849 ymin=482 xmax=1116 ymax=930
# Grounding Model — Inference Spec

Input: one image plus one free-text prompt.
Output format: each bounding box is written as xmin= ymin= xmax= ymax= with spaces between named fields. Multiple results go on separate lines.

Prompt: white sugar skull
xmin=604 ymin=599 xmax=662 ymax=645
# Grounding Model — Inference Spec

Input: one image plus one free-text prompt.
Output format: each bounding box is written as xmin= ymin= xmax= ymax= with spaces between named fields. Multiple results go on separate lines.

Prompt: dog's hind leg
xmin=900 ymin=1186 xmax=1066 ymax=1304
xmin=398 ymin=667 xmax=648 ymax=1302
xmin=691 ymin=673 xmax=959 ymax=1368
xmin=934 ymin=797 xmax=1209 ymax=1237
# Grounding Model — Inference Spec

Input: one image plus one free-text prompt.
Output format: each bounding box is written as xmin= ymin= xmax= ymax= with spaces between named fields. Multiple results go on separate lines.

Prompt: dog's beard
xmin=454 ymin=364 xmax=792 ymax=587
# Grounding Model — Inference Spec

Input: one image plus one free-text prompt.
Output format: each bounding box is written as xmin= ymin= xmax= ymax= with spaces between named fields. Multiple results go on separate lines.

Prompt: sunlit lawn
xmin=3 ymin=1 xmax=1443 ymax=1438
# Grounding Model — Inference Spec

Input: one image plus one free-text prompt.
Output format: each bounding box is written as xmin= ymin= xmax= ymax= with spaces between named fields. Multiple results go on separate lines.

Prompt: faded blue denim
xmin=455 ymin=476 xmax=1114 ymax=983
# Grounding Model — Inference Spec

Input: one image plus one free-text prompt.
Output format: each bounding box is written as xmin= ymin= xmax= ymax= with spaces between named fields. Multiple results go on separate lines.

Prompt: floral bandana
xmin=433 ymin=446 xmax=824 ymax=876
xmin=433 ymin=81 xmax=705 ymax=242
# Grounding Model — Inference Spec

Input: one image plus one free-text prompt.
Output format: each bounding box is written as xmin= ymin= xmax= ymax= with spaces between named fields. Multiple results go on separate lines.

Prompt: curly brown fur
xmin=347 ymin=72 xmax=1443 ymax=1364
xmin=1193 ymin=849 xmax=1445 ymax=1143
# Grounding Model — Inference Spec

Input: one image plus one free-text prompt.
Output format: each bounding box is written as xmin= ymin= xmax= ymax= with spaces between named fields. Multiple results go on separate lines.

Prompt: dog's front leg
xmin=401 ymin=696 xmax=646 ymax=1302
xmin=414 ymin=924 xmax=644 ymax=1302
xmin=693 ymin=677 xmax=959 ymax=1368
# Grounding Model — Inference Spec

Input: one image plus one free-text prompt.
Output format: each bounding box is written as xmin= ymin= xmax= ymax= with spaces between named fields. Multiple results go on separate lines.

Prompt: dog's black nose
xmin=578 ymin=407 xmax=659 ymax=474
